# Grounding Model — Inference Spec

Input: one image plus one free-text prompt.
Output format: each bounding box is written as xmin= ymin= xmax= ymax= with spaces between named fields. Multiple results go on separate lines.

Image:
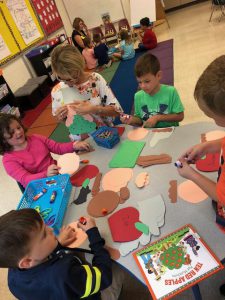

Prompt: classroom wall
xmin=1 ymin=0 xmax=132 ymax=93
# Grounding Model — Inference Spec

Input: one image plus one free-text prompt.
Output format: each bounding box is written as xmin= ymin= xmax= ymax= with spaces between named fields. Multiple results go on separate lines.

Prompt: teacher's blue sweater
xmin=8 ymin=227 xmax=112 ymax=300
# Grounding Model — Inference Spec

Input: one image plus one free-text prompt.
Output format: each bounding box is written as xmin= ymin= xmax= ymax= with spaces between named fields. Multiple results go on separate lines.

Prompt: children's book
xmin=133 ymin=224 xmax=223 ymax=300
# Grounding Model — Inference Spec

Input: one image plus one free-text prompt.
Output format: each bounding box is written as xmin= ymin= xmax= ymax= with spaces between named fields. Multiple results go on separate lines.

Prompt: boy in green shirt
xmin=120 ymin=52 xmax=184 ymax=128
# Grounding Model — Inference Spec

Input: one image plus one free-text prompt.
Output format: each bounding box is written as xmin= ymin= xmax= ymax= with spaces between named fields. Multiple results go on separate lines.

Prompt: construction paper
xmin=135 ymin=172 xmax=149 ymax=188
xmin=65 ymin=106 xmax=93 ymax=127
xmin=152 ymin=128 xmax=174 ymax=133
xmin=91 ymin=173 xmax=102 ymax=196
xmin=109 ymin=140 xmax=145 ymax=168
xmin=108 ymin=207 xmax=142 ymax=242
xmin=119 ymin=187 xmax=130 ymax=202
xmin=205 ymin=130 xmax=225 ymax=141
xmin=105 ymin=246 xmax=121 ymax=260
xmin=58 ymin=153 xmax=80 ymax=176
xmin=127 ymin=128 xmax=148 ymax=141
xmin=135 ymin=222 xmax=149 ymax=235
xmin=72 ymin=186 xmax=91 ymax=205
xmin=102 ymin=168 xmax=133 ymax=192
xmin=113 ymin=126 xmax=125 ymax=136
xmin=66 ymin=221 xmax=88 ymax=248
xmin=82 ymin=178 xmax=90 ymax=188
xmin=149 ymin=128 xmax=174 ymax=147
xmin=119 ymin=240 xmax=139 ymax=256
xmin=87 ymin=191 xmax=120 ymax=217
xmin=137 ymin=154 xmax=172 ymax=167
xmin=178 ymin=180 xmax=208 ymax=203
xmin=70 ymin=165 xmax=99 ymax=187
xmin=169 ymin=180 xmax=177 ymax=203
xmin=69 ymin=115 xmax=96 ymax=135
xmin=196 ymin=153 xmax=220 ymax=172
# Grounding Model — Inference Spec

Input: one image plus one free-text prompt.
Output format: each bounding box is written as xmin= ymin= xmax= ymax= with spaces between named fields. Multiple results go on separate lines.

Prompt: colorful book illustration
xmin=133 ymin=224 xmax=223 ymax=300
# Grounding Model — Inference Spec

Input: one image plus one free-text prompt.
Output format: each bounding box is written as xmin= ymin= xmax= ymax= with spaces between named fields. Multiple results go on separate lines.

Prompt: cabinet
xmin=0 ymin=75 xmax=16 ymax=111
xmin=164 ymin=0 xmax=196 ymax=9
xmin=25 ymin=37 xmax=65 ymax=85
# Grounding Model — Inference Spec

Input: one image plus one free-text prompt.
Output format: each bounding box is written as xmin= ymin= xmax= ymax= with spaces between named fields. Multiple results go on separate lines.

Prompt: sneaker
xmin=220 ymin=283 xmax=225 ymax=296
xmin=105 ymin=59 xmax=112 ymax=68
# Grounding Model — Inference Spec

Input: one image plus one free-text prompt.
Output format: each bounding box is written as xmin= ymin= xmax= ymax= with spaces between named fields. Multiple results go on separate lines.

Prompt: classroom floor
xmin=1 ymin=1 xmax=225 ymax=299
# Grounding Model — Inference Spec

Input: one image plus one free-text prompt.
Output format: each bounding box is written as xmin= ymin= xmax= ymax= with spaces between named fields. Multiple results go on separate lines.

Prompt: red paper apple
xmin=108 ymin=207 xmax=142 ymax=242
xmin=196 ymin=153 xmax=220 ymax=172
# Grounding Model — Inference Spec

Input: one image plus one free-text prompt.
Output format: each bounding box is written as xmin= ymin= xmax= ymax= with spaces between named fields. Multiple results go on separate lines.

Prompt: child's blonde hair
xmin=194 ymin=55 xmax=225 ymax=116
xmin=51 ymin=44 xmax=85 ymax=78
xmin=120 ymin=29 xmax=132 ymax=45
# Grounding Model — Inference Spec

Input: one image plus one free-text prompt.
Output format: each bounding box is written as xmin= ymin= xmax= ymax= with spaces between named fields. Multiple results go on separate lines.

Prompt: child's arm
xmin=177 ymin=160 xmax=218 ymax=201
xmin=143 ymin=112 xmax=184 ymax=128
xmin=120 ymin=114 xmax=143 ymax=126
xmin=66 ymin=217 xmax=112 ymax=297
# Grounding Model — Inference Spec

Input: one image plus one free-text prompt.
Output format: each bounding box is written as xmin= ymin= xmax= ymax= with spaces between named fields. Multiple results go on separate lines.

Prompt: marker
xmin=79 ymin=216 xmax=87 ymax=225
xmin=50 ymin=191 xmax=57 ymax=203
xmin=174 ymin=160 xmax=183 ymax=168
xmin=33 ymin=188 xmax=47 ymax=201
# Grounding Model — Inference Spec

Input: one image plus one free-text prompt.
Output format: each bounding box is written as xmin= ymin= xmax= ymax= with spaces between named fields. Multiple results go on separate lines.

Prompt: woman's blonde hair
xmin=120 ymin=29 xmax=132 ymax=44
xmin=51 ymin=44 xmax=85 ymax=78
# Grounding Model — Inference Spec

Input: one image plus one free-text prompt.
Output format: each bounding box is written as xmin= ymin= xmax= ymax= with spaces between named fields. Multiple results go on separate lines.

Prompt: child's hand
xmin=72 ymin=101 xmax=94 ymax=115
xmin=120 ymin=114 xmax=132 ymax=125
xmin=178 ymin=143 xmax=208 ymax=163
xmin=73 ymin=141 xmax=90 ymax=151
xmin=77 ymin=216 xmax=96 ymax=232
xmin=176 ymin=159 xmax=197 ymax=180
xmin=47 ymin=164 xmax=60 ymax=177
xmin=55 ymin=105 xmax=68 ymax=122
xmin=57 ymin=225 xmax=77 ymax=246
xmin=143 ymin=115 xmax=159 ymax=128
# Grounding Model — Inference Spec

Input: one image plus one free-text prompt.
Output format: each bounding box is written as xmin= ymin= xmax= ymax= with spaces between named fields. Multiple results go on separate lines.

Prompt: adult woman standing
xmin=72 ymin=18 xmax=90 ymax=53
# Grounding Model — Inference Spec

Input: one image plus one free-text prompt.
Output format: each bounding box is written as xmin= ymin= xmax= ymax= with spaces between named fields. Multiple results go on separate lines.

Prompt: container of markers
xmin=17 ymin=174 xmax=72 ymax=234
xmin=91 ymin=126 xmax=120 ymax=149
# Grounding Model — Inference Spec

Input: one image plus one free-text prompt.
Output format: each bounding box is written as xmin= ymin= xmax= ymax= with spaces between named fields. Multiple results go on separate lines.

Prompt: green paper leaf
xmin=82 ymin=178 xmax=90 ymax=188
xmin=69 ymin=115 xmax=96 ymax=135
xmin=135 ymin=222 xmax=149 ymax=235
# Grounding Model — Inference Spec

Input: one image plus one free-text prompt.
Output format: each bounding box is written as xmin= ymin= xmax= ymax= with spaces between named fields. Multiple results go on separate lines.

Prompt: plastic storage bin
xmin=91 ymin=126 xmax=120 ymax=149
xmin=17 ymin=174 xmax=72 ymax=234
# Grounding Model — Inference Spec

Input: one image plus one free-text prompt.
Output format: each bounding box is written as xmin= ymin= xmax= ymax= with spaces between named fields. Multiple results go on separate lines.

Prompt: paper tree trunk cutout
xmin=69 ymin=115 xmax=96 ymax=135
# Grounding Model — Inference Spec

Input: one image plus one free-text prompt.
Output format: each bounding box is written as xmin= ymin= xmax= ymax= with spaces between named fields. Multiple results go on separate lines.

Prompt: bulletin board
xmin=31 ymin=0 xmax=63 ymax=36
xmin=0 ymin=0 xmax=44 ymax=65
xmin=62 ymin=0 xmax=125 ymax=29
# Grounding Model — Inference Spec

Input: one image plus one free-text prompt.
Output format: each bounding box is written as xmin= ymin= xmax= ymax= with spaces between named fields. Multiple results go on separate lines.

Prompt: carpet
xmin=109 ymin=39 xmax=174 ymax=115
xmin=22 ymin=94 xmax=52 ymax=128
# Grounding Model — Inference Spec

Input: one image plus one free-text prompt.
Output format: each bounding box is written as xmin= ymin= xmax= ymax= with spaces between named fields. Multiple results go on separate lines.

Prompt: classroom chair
xmin=104 ymin=23 xmax=119 ymax=45
xmin=209 ymin=0 xmax=225 ymax=22
xmin=92 ymin=26 xmax=105 ymax=40
xmin=118 ymin=18 xmax=134 ymax=40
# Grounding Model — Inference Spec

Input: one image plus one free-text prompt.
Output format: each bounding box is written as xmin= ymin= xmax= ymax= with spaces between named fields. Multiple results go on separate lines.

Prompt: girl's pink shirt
xmin=3 ymin=134 xmax=74 ymax=187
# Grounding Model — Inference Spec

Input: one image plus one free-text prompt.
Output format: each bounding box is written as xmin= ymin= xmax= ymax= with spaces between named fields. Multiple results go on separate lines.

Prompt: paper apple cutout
xmin=196 ymin=153 xmax=220 ymax=172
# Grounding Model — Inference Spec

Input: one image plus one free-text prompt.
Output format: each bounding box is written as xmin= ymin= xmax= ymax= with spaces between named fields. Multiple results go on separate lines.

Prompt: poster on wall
xmin=133 ymin=224 xmax=223 ymax=300
xmin=0 ymin=34 xmax=11 ymax=60
xmin=6 ymin=0 xmax=40 ymax=45
xmin=31 ymin=0 xmax=63 ymax=36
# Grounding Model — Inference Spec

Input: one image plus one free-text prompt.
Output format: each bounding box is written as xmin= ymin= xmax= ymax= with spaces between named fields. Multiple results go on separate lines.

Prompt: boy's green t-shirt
xmin=134 ymin=84 xmax=184 ymax=128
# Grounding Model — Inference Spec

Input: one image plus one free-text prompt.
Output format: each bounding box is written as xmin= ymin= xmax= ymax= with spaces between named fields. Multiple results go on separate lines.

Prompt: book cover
xmin=133 ymin=224 xmax=223 ymax=300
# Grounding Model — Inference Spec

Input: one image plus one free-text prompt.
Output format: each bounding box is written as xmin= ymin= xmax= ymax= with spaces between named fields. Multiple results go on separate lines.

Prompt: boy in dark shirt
xmin=0 ymin=209 xmax=112 ymax=300
xmin=93 ymin=33 xmax=112 ymax=67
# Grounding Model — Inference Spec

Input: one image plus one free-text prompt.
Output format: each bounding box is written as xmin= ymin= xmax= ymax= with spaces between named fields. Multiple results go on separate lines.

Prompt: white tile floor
xmin=1 ymin=1 xmax=225 ymax=299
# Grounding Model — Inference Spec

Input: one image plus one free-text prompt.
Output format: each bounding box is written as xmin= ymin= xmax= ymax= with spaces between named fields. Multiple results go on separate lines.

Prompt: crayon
xmin=79 ymin=216 xmax=87 ymax=225
xmin=46 ymin=179 xmax=57 ymax=185
xmin=50 ymin=191 xmax=57 ymax=203
xmin=80 ymin=159 xmax=89 ymax=164
xmin=33 ymin=188 xmax=47 ymax=201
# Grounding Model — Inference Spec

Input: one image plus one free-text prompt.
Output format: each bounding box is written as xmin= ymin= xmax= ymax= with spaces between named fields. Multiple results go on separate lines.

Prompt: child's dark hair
xmin=0 ymin=209 xmax=42 ymax=268
xmin=140 ymin=17 xmax=152 ymax=27
xmin=93 ymin=33 xmax=101 ymax=43
xmin=194 ymin=55 xmax=225 ymax=116
xmin=83 ymin=37 xmax=91 ymax=48
xmin=0 ymin=113 xmax=26 ymax=155
xmin=135 ymin=52 xmax=160 ymax=77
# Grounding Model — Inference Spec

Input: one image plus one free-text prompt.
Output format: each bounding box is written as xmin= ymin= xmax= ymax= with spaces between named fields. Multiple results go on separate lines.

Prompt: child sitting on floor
xmin=93 ymin=33 xmax=112 ymax=68
xmin=0 ymin=113 xmax=90 ymax=188
xmin=113 ymin=29 xmax=135 ymax=61
xmin=82 ymin=37 xmax=98 ymax=70
xmin=120 ymin=52 xmax=184 ymax=128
